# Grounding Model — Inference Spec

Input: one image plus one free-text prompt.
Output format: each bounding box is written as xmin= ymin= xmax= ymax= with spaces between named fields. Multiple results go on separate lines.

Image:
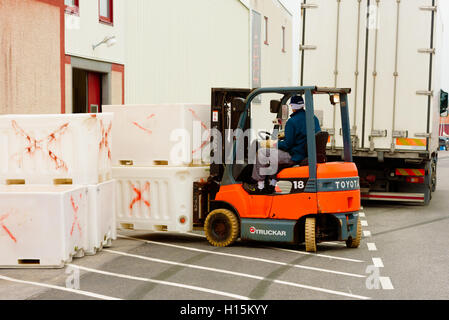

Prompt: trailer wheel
xmin=305 ymin=217 xmax=317 ymax=253
xmin=431 ymin=158 xmax=437 ymax=193
xmin=204 ymin=209 xmax=239 ymax=247
xmin=346 ymin=217 xmax=362 ymax=248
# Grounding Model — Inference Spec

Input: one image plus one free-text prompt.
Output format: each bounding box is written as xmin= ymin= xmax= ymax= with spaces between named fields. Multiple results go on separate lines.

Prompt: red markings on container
xmin=188 ymin=108 xmax=210 ymax=155
xmin=0 ymin=213 xmax=17 ymax=243
xmin=12 ymin=120 xmax=44 ymax=155
xmin=132 ymin=114 xmax=156 ymax=135
xmin=70 ymin=195 xmax=82 ymax=236
xmin=48 ymin=151 xmax=68 ymax=171
xmin=132 ymin=122 xmax=153 ymax=135
xmin=11 ymin=120 xmax=69 ymax=172
xmin=99 ymin=120 xmax=112 ymax=160
xmin=47 ymin=123 xmax=69 ymax=144
xmin=129 ymin=182 xmax=151 ymax=211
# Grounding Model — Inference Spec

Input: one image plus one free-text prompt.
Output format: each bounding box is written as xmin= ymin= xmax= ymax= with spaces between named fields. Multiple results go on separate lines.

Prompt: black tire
xmin=423 ymin=184 xmax=432 ymax=206
xmin=423 ymin=160 xmax=433 ymax=206
xmin=305 ymin=217 xmax=317 ymax=253
xmin=204 ymin=209 xmax=240 ymax=247
xmin=346 ymin=218 xmax=362 ymax=248
xmin=431 ymin=157 xmax=437 ymax=193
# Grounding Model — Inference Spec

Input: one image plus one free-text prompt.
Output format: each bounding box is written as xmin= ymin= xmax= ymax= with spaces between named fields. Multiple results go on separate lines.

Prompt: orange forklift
xmin=194 ymin=87 xmax=361 ymax=252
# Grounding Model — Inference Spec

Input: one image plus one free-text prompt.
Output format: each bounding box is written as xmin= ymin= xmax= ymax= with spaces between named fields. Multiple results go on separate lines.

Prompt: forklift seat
xmin=276 ymin=131 xmax=329 ymax=179
xmin=298 ymin=131 xmax=329 ymax=166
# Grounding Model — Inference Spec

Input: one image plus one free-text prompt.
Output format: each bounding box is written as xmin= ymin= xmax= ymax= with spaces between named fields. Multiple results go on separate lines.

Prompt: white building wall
xmin=65 ymin=0 xmax=125 ymax=64
xmin=250 ymin=0 xmax=293 ymax=132
xmin=124 ymin=0 xmax=250 ymax=105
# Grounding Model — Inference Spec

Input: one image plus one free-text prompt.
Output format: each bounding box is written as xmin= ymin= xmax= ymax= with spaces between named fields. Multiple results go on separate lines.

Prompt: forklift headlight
xmin=330 ymin=94 xmax=340 ymax=105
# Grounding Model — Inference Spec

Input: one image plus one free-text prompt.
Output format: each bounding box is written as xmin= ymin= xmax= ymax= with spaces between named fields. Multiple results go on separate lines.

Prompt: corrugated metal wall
xmin=124 ymin=0 xmax=250 ymax=104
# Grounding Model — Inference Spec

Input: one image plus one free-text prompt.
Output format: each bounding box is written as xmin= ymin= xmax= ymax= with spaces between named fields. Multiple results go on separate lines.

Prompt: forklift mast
xmin=209 ymin=88 xmax=252 ymax=181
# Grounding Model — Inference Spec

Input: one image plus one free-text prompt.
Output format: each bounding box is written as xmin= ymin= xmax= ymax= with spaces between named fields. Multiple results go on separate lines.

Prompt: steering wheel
xmin=258 ymin=131 xmax=272 ymax=140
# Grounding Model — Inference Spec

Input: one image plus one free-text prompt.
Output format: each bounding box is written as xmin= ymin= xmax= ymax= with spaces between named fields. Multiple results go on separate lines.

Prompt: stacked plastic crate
xmin=0 ymin=114 xmax=116 ymax=268
xmin=103 ymin=104 xmax=210 ymax=233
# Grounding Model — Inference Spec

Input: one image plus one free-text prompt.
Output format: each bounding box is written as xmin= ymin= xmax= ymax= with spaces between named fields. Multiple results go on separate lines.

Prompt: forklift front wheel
xmin=346 ymin=217 xmax=362 ymax=248
xmin=204 ymin=209 xmax=240 ymax=247
xmin=305 ymin=217 xmax=317 ymax=253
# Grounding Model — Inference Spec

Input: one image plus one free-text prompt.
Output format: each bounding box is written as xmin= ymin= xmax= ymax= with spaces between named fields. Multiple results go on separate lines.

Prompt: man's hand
xmin=277 ymin=131 xmax=285 ymax=140
xmin=259 ymin=139 xmax=277 ymax=149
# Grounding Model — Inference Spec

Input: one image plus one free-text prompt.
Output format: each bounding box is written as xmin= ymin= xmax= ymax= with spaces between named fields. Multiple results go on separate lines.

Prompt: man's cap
xmin=290 ymin=95 xmax=305 ymax=110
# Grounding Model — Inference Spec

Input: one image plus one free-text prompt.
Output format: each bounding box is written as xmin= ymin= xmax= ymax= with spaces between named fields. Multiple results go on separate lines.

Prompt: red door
xmin=88 ymin=72 xmax=101 ymax=113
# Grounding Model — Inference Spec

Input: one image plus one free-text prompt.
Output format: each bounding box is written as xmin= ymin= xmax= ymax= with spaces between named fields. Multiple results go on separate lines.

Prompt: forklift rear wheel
xmin=305 ymin=217 xmax=317 ymax=253
xmin=204 ymin=209 xmax=240 ymax=247
xmin=346 ymin=217 xmax=362 ymax=248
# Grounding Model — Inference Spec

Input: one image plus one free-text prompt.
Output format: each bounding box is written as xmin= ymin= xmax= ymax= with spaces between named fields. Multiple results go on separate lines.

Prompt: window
xmin=282 ymin=26 xmax=286 ymax=53
xmin=99 ymin=0 xmax=113 ymax=24
xmin=263 ymin=16 xmax=269 ymax=45
xmin=65 ymin=0 xmax=79 ymax=14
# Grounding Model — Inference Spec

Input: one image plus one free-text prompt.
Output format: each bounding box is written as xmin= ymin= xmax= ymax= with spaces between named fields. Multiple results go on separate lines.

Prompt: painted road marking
xmin=359 ymin=212 xmax=366 ymax=218
xmin=380 ymin=277 xmax=394 ymax=290
xmin=361 ymin=220 xmax=369 ymax=227
xmin=188 ymin=232 xmax=361 ymax=262
xmin=127 ymin=232 xmax=363 ymax=263
xmin=69 ymin=264 xmax=250 ymax=300
xmin=103 ymin=249 xmax=370 ymax=300
xmin=319 ymin=241 xmax=346 ymax=246
xmin=367 ymin=243 xmax=377 ymax=251
xmin=0 ymin=274 xmax=120 ymax=300
xmin=264 ymin=247 xmax=364 ymax=263
xmin=118 ymin=235 xmax=365 ymax=278
xmin=372 ymin=258 xmax=384 ymax=268
xmin=186 ymin=232 xmax=207 ymax=238
xmin=363 ymin=231 xmax=372 ymax=237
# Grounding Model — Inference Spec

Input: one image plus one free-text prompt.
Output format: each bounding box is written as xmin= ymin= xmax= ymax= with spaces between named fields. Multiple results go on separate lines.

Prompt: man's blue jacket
xmin=277 ymin=109 xmax=321 ymax=163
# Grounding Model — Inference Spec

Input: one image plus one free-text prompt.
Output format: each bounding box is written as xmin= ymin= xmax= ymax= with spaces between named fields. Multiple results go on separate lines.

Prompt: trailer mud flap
xmin=240 ymin=219 xmax=297 ymax=243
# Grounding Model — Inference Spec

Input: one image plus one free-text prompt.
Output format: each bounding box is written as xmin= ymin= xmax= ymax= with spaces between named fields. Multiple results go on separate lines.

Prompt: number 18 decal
xmin=290 ymin=179 xmax=308 ymax=193
xmin=293 ymin=181 xmax=304 ymax=189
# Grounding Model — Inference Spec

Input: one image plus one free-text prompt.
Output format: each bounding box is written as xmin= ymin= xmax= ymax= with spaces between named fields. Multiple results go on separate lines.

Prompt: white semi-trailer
xmin=300 ymin=0 xmax=443 ymax=204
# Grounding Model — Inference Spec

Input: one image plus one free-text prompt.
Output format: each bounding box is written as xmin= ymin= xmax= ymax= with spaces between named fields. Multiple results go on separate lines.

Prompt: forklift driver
xmin=243 ymin=95 xmax=321 ymax=195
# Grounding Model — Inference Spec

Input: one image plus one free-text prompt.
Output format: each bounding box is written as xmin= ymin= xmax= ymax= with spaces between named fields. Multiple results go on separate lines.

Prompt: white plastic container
xmin=0 ymin=185 xmax=88 ymax=268
xmin=113 ymin=166 xmax=210 ymax=232
xmin=0 ymin=113 xmax=113 ymax=185
xmin=103 ymin=104 xmax=210 ymax=166
xmin=86 ymin=179 xmax=117 ymax=255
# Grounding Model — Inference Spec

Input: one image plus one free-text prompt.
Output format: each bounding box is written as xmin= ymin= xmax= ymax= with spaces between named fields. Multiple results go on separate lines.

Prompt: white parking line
xmin=367 ymin=243 xmax=377 ymax=251
xmin=0 ymin=274 xmax=120 ymax=300
xmin=186 ymin=232 xmax=207 ymax=238
xmin=361 ymin=220 xmax=369 ymax=227
xmin=172 ymin=233 xmax=362 ymax=263
xmin=380 ymin=277 xmax=394 ymax=290
xmin=68 ymin=264 xmax=250 ymax=300
xmin=264 ymin=247 xmax=364 ymax=263
xmin=372 ymin=258 xmax=384 ymax=268
xmin=317 ymin=241 xmax=345 ymax=246
xmin=102 ymin=249 xmax=370 ymax=300
xmin=363 ymin=231 xmax=372 ymax=237
xmin=118 ymin=235 xmax=366 ymax=278
xmin=129 ymin=231 xmax=362 ymax=262
xmin=359 ymin=212 xmax=366 ymax=218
